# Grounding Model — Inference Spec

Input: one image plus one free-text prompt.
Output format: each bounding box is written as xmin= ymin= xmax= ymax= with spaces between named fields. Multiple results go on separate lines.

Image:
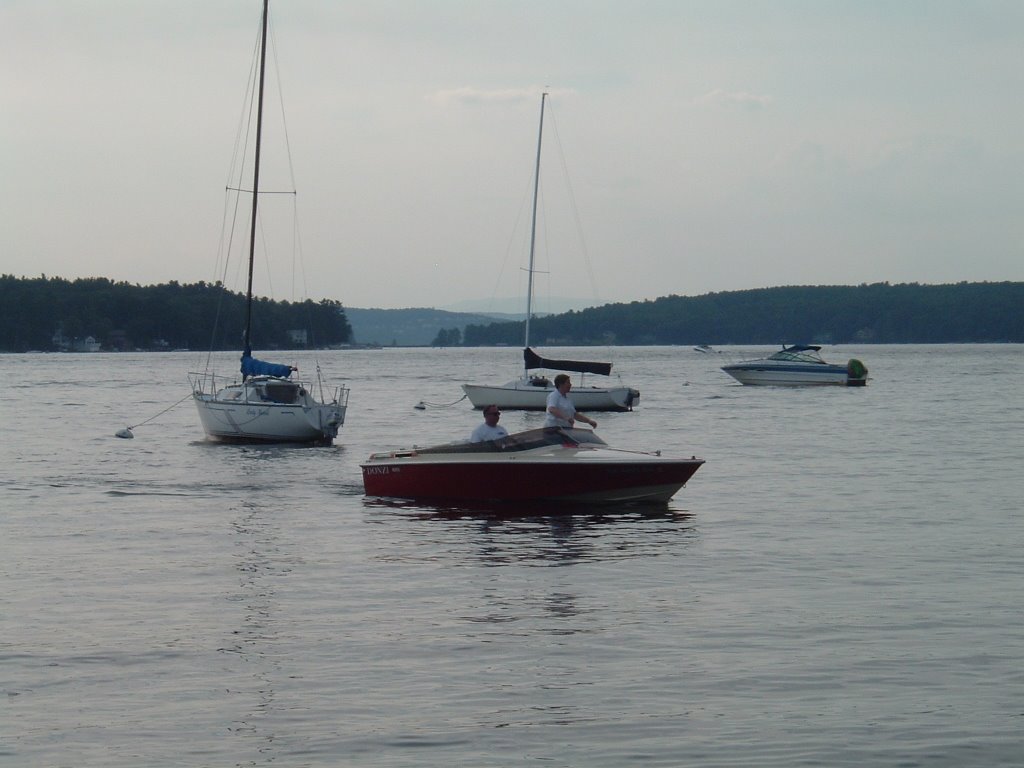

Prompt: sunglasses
xmin=484 ymin=410 xmax=501 ymax=416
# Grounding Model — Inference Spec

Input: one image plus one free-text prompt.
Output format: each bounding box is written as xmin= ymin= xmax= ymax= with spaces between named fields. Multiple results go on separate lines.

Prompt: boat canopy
xmin=241 ymin=351 xmax=293 ymax=379
xmin=524 ymin=347 xmax=612 ymax=376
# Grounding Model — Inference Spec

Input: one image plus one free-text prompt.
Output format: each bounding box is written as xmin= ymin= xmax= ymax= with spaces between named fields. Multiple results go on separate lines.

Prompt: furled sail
xmin=523 ymin=347 xmax=612 ymax=376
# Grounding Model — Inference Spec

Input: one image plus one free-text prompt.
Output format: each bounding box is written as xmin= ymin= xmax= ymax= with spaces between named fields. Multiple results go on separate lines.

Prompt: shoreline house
xmin=52 ymin=329 xmax=101 ymax=352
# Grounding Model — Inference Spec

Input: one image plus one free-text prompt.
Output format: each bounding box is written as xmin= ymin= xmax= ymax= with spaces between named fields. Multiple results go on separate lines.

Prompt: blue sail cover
xmin=241 ymin=352 xmax=293 ymax=379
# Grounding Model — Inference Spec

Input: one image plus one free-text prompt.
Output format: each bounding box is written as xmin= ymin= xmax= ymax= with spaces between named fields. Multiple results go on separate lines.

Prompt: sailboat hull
xmin=462 ymin=380 xmax=638 ymax=412
xmin=191 ymin=375 xmax=348 ymax=445
xmin=193 ymin=398 xmax=345 ymax=444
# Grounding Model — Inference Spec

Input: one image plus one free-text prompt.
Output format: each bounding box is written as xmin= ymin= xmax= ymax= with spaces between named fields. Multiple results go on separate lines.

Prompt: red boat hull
xmin=361 ymin=458 xmax=703 ymax=505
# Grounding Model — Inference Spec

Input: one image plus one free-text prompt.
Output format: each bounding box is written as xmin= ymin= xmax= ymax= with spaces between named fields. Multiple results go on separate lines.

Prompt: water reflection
xmin=364 ymin=496 xmax=695 ymax=521
xmin=193 ymin=438 xmax=340 ymax=453
xmin=363 ymin=497 xmax=698 ymax=566
xmin=220 ymin=499 xmax=292 ymax=766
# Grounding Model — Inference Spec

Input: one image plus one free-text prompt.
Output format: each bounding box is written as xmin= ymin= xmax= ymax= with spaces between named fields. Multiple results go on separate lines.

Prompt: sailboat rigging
xmin=462 ymin=93 xmax=639 ymax=412
xmin=189 ymin=0 xmax=349 ymax=444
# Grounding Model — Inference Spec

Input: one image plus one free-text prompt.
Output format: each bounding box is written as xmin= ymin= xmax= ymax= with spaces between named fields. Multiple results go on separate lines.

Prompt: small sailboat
xmin=189 ymin=0 xmax=349 ymax=444
xmin=461 ymin=93 xmax=639 ymax=412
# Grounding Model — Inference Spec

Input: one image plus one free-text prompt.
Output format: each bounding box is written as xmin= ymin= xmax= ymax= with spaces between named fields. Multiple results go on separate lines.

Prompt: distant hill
xmin=345 ymin=307 xmax=522 ymax=347
xmin=440 ymin=296 xmax=600 ymax=314
xmin=458 ymin=282 xmax=1024 ymax=346
xmin=354 ymin=282 xmax=1024 ymax=347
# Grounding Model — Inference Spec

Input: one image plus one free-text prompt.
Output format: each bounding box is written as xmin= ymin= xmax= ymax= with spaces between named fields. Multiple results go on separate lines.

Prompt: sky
xmin=3 ymin=1 xmax=1022 ymax=311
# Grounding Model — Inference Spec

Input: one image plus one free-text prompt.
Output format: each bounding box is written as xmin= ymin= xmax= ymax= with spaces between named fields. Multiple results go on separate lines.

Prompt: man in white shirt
xmin=543 ymin=374 xmax=598 ymax=429
xmin=470 ymin=405 xmax=510 ymax=442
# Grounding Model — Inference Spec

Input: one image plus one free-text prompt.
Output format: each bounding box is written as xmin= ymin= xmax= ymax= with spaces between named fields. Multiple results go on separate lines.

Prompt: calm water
xmin=2 ymin=345 xmax=1022 ymax=767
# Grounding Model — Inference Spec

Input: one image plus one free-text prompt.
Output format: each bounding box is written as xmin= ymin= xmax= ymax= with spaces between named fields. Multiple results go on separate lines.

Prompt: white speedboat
xmin=188 ymin=0 xmax=349 ymax=445
xmin=362 ymin=428 xmax=702 ymax=505
xmin=461 ymin=93 xmax=639 ymax=413
xmin=722 ymin=345 xmax=868 ymax=387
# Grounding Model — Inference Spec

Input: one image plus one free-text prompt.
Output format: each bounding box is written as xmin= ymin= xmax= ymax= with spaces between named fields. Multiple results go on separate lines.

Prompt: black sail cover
xmin=523 ymin=347 xmax=612 ymax=376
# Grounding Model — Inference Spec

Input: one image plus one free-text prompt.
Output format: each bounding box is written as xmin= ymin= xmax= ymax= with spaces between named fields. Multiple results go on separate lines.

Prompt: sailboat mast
xmin=523 ymin=91 xmax=546 ymax=370
xmin=243 ymin=0 xmax=269 ymax=354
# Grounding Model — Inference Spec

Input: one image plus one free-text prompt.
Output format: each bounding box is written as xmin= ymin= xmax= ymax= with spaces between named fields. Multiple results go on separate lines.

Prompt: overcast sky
xmin=3 ymin=1 xmax=1022 ymax=311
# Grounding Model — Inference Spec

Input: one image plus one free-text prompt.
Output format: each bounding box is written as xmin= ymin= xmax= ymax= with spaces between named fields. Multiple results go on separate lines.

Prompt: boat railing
xmin=330 ymin=384 xmax=351 ymax=408
xmin=189 ymin=370 xmax=349 ymax=407
xmin=188 ymin=371 xmax=219 ymax=397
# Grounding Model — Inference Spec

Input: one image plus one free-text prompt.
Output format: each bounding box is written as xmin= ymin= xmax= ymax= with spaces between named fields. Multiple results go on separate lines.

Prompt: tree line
xmin=0 ymin=275 xmax=352 ymax=352
xmin=3 ymin=277 xmax=1020 ymax=352
xmin=457 ymin=282 xmax=1024 ymax=346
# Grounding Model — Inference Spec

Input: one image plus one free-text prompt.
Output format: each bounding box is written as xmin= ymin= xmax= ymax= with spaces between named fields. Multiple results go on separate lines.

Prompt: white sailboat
xmin=189 ymin=0 xmax=349 ymax=445
xmin=461 ymin=93 xmax=639 ymax=412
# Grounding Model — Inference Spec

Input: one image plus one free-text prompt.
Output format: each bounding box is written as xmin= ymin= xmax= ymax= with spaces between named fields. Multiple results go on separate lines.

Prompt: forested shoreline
xmin=1 ymin=276 xmax=1020 ymax=352
xmin=0 ymin=275 xmax=352 ymax=353
xmin=457 ymin=282 xmax=1024 ymax=346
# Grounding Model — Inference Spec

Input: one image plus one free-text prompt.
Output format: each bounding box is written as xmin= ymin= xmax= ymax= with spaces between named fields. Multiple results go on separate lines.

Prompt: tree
xmin=431 ymin=327 xmax=462 ymax=347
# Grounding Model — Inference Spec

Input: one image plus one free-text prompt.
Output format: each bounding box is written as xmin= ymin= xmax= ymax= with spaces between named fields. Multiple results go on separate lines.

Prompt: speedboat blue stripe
xmin=723 ymin=364 xmax=846 ymax=374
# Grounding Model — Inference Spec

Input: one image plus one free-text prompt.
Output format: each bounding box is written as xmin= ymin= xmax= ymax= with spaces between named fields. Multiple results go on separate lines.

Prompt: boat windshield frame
xmin=415 ymin=427 xmax=607 ymax=456
xmin=767 ymin=345 xmax=827 ymax=364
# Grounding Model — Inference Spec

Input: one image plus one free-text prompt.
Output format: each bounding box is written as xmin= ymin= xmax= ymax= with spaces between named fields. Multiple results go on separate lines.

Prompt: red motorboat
xmin=361 ymin=428 xmax=704 ymax=505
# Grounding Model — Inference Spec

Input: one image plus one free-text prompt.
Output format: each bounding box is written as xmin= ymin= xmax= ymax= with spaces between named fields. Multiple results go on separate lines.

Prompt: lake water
xmin=3 ymin=344 xmax=1022 ymax=767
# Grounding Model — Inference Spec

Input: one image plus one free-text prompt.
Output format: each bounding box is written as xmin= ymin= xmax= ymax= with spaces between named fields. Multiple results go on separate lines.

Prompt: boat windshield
xmin=416 ymin=427 xmax=607 ymax=456
xmin=768 ymin=345 xmax=826 ymax=364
